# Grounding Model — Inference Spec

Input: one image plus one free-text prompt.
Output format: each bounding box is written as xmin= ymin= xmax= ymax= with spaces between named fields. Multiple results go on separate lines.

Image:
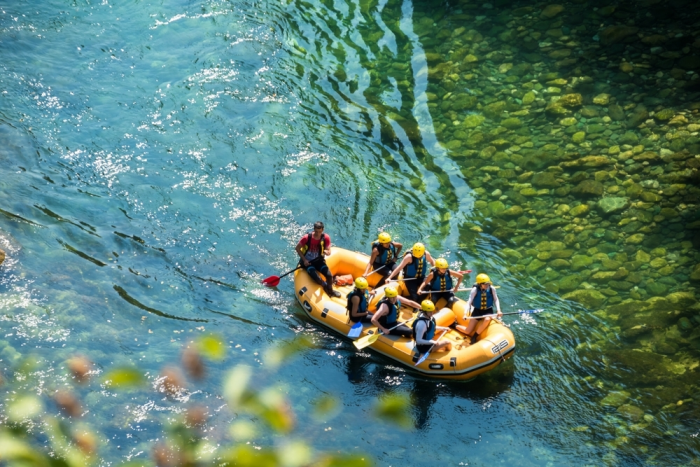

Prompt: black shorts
xmin=471 ymin=307 xmax=493 ymax=318
xmin=416 ymin=343 xmax=432 ymax=354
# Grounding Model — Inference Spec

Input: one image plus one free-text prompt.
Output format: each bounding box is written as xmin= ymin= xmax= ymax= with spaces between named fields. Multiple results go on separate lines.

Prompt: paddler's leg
xmin=317 ymin=260 xmax=340 ymax=298
xmin=475 ymin=316 xmax=492 ymax=335
xmin=388 ymin=323 xmax=413 ymax=338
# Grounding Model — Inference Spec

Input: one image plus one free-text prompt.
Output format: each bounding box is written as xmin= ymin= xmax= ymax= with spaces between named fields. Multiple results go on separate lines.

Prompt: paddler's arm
xmin=295 ymin=241 xmax=310 ymax=267
xmin=371 ymin=303 xmax=390 ymax=335
xmin=451 ymin=270 xmax=463 ymax=293
xmin=491 ymin=286 xmax=502 ymax=318
xmin=393 ymin=241 xmax=403 ymax=257
xmin=425 ymin=251 xmax=436 ymax=267
xmin=414 ymin=320 xmax=434 ymax=345
xmin=323 ymin=234 xmax=331 ymax=257
xmin=386 ymin=254 xmax=410 ymax=282
xmin=398 ymin=297 xmax=421 ymax=310
xmin=417 ymin=272 xmax=433 ymax=296
xmin=350 ymin=295 xmax=366 ymax=319
xmin=363 ymin=248 xmax=379 ymax=277
xmin=463 ymin=287 xmax=477 ymax=321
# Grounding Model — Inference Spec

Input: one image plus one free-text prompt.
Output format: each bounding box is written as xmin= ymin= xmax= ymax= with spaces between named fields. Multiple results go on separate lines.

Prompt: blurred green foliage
xmin=0 ymin=334 xmax=411 ymax=466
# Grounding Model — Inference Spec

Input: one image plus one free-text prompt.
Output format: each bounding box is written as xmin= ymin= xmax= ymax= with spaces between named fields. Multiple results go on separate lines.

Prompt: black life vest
xmin=411 ymin=313 xmax=436 ymax=341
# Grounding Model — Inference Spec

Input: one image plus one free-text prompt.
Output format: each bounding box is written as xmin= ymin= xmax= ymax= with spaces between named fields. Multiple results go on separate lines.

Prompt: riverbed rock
xmin=617 ymin=404 xmax=645 ymax=422
xmin=598 ymin=197 xmax=629 ymax=214
xmin=541 ymin=4 xmax=565 ymax=18
xmin=572 ymin=180 xmax=604 ymax=196
xmin=562 ymin=289 xmax=607 ymax=308
xmin=532 ymin=171 xmax=560 ymax=188
xmin=601 ymin=390 xmax=630 ymax=406
xmin=600 ymin=26 xmax=639 ymax=46
xmin=691 ymin=264 xmax=700 ymax=282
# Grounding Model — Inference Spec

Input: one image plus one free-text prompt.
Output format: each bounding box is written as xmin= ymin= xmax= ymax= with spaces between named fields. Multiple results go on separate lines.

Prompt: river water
xmin=1 ymin=0 xmax=699 ymax=465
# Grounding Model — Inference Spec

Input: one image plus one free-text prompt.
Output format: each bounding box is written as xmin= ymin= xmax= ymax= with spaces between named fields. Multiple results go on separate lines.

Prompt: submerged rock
xmin=617 ymin=404 xmax=645 ymax=422
xmin=562 ymin=289 xmax=606 ymax=308
xmin=601 ymin=390 xmax=630 ymax=406
xmin=597 ymin=197 xmax=629 ymax=214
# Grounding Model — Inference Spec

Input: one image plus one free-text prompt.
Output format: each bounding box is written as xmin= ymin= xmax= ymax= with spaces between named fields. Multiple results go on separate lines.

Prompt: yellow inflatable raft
xmin=294 ymin=247 xmax=515 ymax=380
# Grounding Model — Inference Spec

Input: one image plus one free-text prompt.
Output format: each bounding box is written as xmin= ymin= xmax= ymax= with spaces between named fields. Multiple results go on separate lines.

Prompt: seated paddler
xmin=371 ymin=286 xmax=420 ymax=338
xmin=346 ymin=277 xmax=376 ymax=323
xmin=412 ymin=300 xmax=452 ymax=356
xmin=386 ymin=242 xmax=435 ymax=303
xmin=417 ymin=258 xmax=463 ymax=310
xmin=456 ymin=273 xmax=502 ymax=344
xmin=363 ymin=232 xmax=402 ymax=288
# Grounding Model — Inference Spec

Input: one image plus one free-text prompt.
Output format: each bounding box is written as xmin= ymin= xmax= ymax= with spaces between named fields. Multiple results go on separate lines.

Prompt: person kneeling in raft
xmin=456 ymin=273 xmax=502 ymax=344
xmin=346 ymin=277 xmax=377 ymax=323
xmin=371 ymin=286 xmax=420 ymax=337
xmin=417 ymin=258 xmax=463 ymax=309
xmin=386 ymin=242 xmax=435 ymax=303
xmin=412 ymin=300 xmax=452 ymax=356
xmin=363 ymin=232 xmax=402 ymax=288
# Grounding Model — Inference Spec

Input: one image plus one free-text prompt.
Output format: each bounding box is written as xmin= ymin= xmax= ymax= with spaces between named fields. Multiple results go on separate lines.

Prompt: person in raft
xmin=346 ymin=277 xmax=376 ymax=323
xmin=371 ymin=286 xmax=421 ymax=337
xmin=417 ymin=258 xmax=463 ymax=309
xmin=456 ymin=273 xmax=502 ymax=344
xmin=412 ymin=300 xmax=452 ymax=357
xmin=386 ymin=242 xmax=435 ymax=303
xmin=363 ymin=232 xmax=402 ymax=287
xmin=295 ymin=221 xmax=340 ymax=298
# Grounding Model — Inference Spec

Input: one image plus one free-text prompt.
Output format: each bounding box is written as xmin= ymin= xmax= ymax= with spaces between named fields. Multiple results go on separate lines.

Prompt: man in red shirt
xmin=295 ymin=221 xmax=340 ymax=297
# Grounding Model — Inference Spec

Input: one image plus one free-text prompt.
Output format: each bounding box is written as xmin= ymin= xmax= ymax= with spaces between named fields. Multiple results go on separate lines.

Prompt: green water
xmin=1 ymin=0 xmax=699 ymax=464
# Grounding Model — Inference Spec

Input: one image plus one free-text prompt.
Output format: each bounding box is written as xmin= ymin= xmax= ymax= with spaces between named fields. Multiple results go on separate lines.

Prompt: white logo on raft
xmin=491 ymin=340 xmax=508 ymax=354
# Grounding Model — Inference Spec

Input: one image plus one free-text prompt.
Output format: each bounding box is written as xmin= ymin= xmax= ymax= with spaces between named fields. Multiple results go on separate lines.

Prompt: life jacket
xmin=372 ymin=242 xmax=396 ymax=267
xmin=300 ymin=232 xmax=325 ymax=261
xmin=402 ymin=252 xmax=427 ymax=279
xmin=471 ymin=284 xmax=494 ymax=310
xmin=429 ymin=267 xmax=453 ymax=292
xmin=377 ymin=297 xmax=398 ymax=325
xmin=412 ymin=313 xmax=436 ymax=342
xmin=346 ymin=288 xmax=368 ymax=317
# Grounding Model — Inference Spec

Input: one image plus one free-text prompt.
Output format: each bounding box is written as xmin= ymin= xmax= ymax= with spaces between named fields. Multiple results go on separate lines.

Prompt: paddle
xmin=347 ymin=320 xmax=363 ymax=338
xmin=414 ymin=330 xmax=448 ymax=366
xmin=363 ymin=265 xmax=385 ymax=277
xmin=462 ymin=308 xmax=544 ymax=320
xmin=261 ymin=265 xmax=303 ymax=287
xmin=353 ymin=320 xmax=410 ymax=350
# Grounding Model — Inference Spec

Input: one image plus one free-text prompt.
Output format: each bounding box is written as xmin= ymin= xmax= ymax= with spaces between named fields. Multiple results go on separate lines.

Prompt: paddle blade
xmin=261 ymin=276 xmax=281 ymax=287
xmin=347 ymin=322 xmax=362 ymax=338
xmin=519 ymin=308 xmax=544 ymax=314
xmin=458 ymin=269 xmax=473 ymax=274
xmin=414 ymin=352 xmax=429 ymax=366
xmin=353 ymin=333 xmax=380 ymax=350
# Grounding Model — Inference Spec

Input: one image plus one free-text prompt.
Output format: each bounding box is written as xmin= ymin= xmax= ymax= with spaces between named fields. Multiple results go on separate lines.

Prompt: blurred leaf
xmin=229 ymin=420 xmax=257 ymax=441
xmin=0 ymin=431 xmax=44 ymax=462
xmin=221 ymin=445 xmax=278 ymax=467
xmin=263 ymin=335 xmax=315 ymax=369
xmin=102 ymin=367 xmax=145 ymax=389
xmin=259 ymin=388 xmax=295 ymax=433
xmin=7 ymin=395 xmax=43 ymax=422
xmin=374 ymin=393 xmax=412 ymax=429
xmin=314 ymin=454 xmax=374 ymax=467
xmin=312 ymin=394 xmax=340 ymax=420
xmin=197 ymin=333 xmax=226 ymax=360
xmin=223 ymin=365 xmax=252 ymax=408
xmin=278 ymin=440 xmax=311 ymax=467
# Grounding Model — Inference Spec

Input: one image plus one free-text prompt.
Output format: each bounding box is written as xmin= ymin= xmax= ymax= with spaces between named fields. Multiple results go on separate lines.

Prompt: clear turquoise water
xmin=1 ymin=0 xmax=699 ymax=464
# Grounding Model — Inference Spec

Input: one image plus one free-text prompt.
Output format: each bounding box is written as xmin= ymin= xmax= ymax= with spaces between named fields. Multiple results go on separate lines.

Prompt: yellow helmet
xmin=377 ymin=232 xmax=392 ymax=243
xmin=476 ymin=273 xmax=491 ymax=284
xmin=354 ymin=277 xmax=369 ymax=289
xmin=435 ymin=258 xmax=449 ymax=269
xmin=384 ymin=286 xmax=398 ymax=298
xmin=412 ymin=242 xmax=425 ymax=257
xmin=421 ymin=300 xmax=435 ymax=312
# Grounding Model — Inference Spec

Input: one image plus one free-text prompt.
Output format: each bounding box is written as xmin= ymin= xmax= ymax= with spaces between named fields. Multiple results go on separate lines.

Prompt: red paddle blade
xmin=459 ymin=269 xmax=472 ymax=274
xmin=261 ymin=276 xmax=281 ymax=287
